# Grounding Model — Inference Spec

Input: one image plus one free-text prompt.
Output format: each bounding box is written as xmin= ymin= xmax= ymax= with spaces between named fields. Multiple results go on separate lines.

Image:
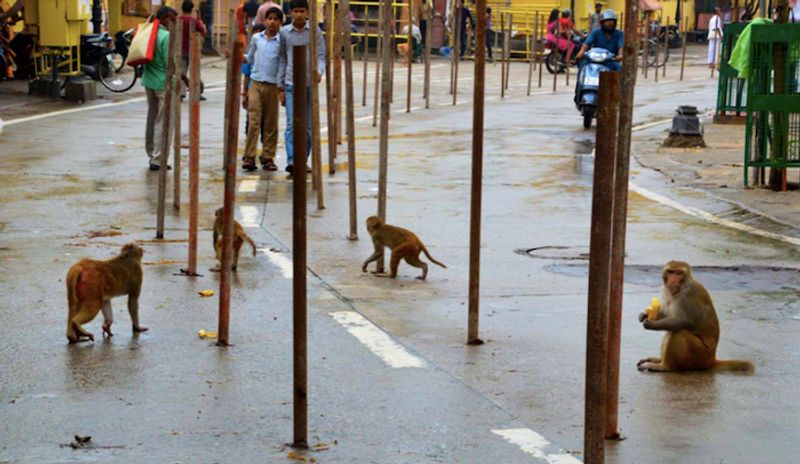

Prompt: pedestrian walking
xmin=243 ymin=7 xmax=283 ymax=172
xmin=142 ymin=6 xmax=177 ymax=171
xmin=277 ymin=0 xmax=326 ymax=174
xmin=420 ymin=0 xmax=432 ymax=48
xmin=589 ymin=3 xmax=602 ymax=31
xmin=179 ymin=1 xmax=207 ymax=100
xmin=707 ymin=7 xmax=723 ymax=69
xmin=456 ymin=0 xmax=475 ymax=58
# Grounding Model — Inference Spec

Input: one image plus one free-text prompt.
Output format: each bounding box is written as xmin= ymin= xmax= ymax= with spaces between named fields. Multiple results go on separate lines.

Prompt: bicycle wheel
xmin=99 ymin=50 xmax=137 ymax=92
xmin=637 ymin=39 xmax=659 ymax=69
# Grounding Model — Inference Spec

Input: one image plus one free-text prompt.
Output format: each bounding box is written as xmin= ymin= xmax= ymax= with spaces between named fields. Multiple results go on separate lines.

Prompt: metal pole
xmin=156 ymin=21 xmax=177 ymax=239
xmin=309 ymin=0 xmax=325 ymax=209
xmin=643 ymin=17 xmax=649 ymax=79
xmin=424 ymin=9 xmax=432 ymax=108
xmin=654 ymin=19 xmax=660 ymax=83
xmin=679 ymin=15 xmax=687 ymax=81
xmin=377 ymin=0 xmax=392 ymax=272
xmin=468 ymin=0 xmax=487 ymax=346
xmin=505 ymin=14 xmax=511 ymax=90
xmin=372 ymin=0 xmax=383 ymax=127
xmin=222 ymin=10 xmax=235 ymax=170
xmin=186 ymin=23 xmax=201 ymax=276
xmin=218 ymin=39 xmax=244 ymax=347
xmin=449 ymin=0 xmax=457 ymax=94
xmin=342 ymin=0 xmax=358 ymax=240
xmin=605 ymin=0 xmax=639 ymax=441
xmin=662 ymin=16 xmax=669 ymax=78
xmin=527 ymin=18 xmax=534 ymax=95
xmin=362 ymin=10 xmax=369 ymax=107
xmin=406 ymin=0 xmax=413 ymax=113
xmin=552 ymin=23 xmax=559 ymax=92
xmin=584 ymin=70 xmax=620 ymax=464
xmin=453 ymin=4 xmax=461 ymax=104
xmin=92 ymin=0 xmax=102 ymax=34
xmin=334 ymin=5 xmax=343 ymax=146
xmin=711 ymin=29 xmax=720 ymax=78
xmin=538 ymin=13 xmax=543 ymax=88
xmin=500 ymin=12 xmax=505 ymax=97
xmin=325 ymin=0 xmax=337 ymax=172
xmin=291 ymin=44 xmax=309 ymax=449
xmin=173 ymin=19 xmax=184 ymax=210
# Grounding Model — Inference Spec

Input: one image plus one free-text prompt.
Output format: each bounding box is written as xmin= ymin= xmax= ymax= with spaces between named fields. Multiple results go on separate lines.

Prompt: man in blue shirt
xmin=243 ymin=7 xmax=283 ymax=171
xmin=277 ymin=0 xmax=326 ymax=174
xmin=576 ymin=9 xmax=623 ymax=72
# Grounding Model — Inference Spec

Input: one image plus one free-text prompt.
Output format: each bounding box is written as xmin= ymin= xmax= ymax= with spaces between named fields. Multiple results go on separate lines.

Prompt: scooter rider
xmin=576 ymin=9 xmax=623 ymax=71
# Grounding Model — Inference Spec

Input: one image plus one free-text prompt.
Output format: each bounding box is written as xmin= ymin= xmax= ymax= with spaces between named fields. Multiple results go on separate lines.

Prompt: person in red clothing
xmin=179 ymin=0 xmax=207 ymax=100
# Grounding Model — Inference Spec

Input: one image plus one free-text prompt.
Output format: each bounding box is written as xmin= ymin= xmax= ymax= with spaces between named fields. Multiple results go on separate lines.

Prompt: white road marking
xmin=237 ymin=177 xmax=259 ymax=193
xmin=258 ymin=248 xmax=294 ymax=278
xmin=492 ymin=428 xmax=582 ymax=464
xmin=631 ymin=118 xmax=673 ymax=132
xmin=329 ymin=311 xmax=426 ymax=369
xmin=629 ymin=182 xmax=800 ymax=247
xmin=239 ymin=205 xmax=260 ymax=227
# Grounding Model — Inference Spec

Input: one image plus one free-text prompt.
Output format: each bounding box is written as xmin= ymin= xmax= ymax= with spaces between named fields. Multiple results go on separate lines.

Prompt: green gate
xmin=743 ymin=24 xmax=800 ymax=186
xmin=715 ymin=22 xmax=748 ymax=120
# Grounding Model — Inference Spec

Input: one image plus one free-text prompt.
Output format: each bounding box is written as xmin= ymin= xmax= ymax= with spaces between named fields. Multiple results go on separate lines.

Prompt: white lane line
xmin=629 ymin=182 xmax=800 ymax=247
xmin=631 ymin=118 xmax=673 ymax=132
xmin=258 ymin=248 xmax=294 ymax=278
xmin=239 ymin=205 xmax=261 ymax=227
xmin=492 ymin=429 xmax=582 ymax=464
xmin=329 ymin=311 xmax=426 ymax=369
xmin=238 ymin=177 xmax=259 ymax=193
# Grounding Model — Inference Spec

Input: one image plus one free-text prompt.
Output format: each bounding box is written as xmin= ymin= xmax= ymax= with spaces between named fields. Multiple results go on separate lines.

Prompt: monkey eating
xmin=361 ymin=216 xmax=447 ymax=280
xmin=65 ymin=243 xmax=148 ymax=343
xmin=637 ymin=261 xmax=754 ymax=373
xmin=212 ymin=207 xmax=257 ymax=271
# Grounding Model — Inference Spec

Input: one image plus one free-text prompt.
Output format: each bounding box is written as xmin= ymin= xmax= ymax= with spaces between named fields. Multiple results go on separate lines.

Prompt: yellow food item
xmin=198 ymin=290 xmax=215 ymax=297
xmin=645 ymin=297 xmax=661 ymax=321
xmin=197 ymin=329 xmax=218 ymax=339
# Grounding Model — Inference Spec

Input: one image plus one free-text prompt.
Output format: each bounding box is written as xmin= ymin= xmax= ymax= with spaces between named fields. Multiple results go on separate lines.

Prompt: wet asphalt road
xmin=1 ymin=47 xmax=799 ymax=463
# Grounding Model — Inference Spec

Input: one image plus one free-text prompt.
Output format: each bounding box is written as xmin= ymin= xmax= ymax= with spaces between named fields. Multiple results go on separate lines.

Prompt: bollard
xmin=654 ymin=21 xmax=660 ymax=83
xmin=450 ymin=1 xmax=457 ymax=95
xmin=372 ymin=0 xmax=383 ymax=127
xmin=222 ymin=10 xmax=235 ymax=170
xmin=333 ymin=5 xmax=343 ymax=146
xmin=500 ymin=12 xmax=505 ymax=98
xmin=662 ymin=16 xmax=669 ymax=78
xmin=552 ymin=32 xmax=559 ymax=92
xmin=679 ymin=15 xmax=688 ymax=81
xmin=527 ymin=18 xmax=534 ymax=96
xmin=538 ymin=13 xmax=544 ymax=88
xmin=325 ymin=0 xmax=336 ymax=172
xmin=605 ymin=0 xmax=639 ymax=441
xmin=643 ymin=19 xmax=649 ymax=79
xmin=584 ymin=70 xmax=620 ymax=464
xmin=184 ymin=23 xmax=201 ymax=277
xmin=291 ymin=44 xmax=309 ymax=449
xmin=376 ymin=0 xmax=392 ymax=272
xmin=468 ymin=0 xmax=487 ymax=346
xmin=218 ymin=38 xmax=244 ymax=347
xmin=156 ymin=20 xmax=177 ymax=239
xmin=362 ymin=34 xmax=369 ymax=107
xmin=505 ymin=14 xmax=511 ymax=90
xmin=452 ymin=6 xmax=461 ymax=105
xmin=424 ymin=12 xmax=432 ymax=108
xmin=406 ymin=1 xmax=413 ymax=113
xmin=309 ymin=0 xmax=325 ymax=208
xmin=173 ymin=19 xmax=183 ymax=210
xmin=342 ymin=0 xmax=358 ymax=239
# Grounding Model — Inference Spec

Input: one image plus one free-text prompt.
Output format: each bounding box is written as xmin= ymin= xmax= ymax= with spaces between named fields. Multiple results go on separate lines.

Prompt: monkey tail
xmin=711 ymin=359 xmax=755 ymax=374
xmin=245 ymin=233 xmax=257 ymax=256
xmin=421 ymin=246 xmax=447 ymax=269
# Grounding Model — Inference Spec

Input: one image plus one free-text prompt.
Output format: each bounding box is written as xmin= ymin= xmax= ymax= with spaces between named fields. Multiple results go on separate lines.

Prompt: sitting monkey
xmin=638 ymin=261 xmax=754 ymax=373
xmin=212 ymin=207 xmax=257 ymax=271
xmin=65 ymin=243 xmax=148 ymax=343
xmin=362 ymin=216 xmax=447 ymax=280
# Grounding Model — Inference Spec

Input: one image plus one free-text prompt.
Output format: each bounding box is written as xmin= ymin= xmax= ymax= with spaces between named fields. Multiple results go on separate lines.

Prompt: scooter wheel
xmin=582 ymin=106 xmax=595 ymax=129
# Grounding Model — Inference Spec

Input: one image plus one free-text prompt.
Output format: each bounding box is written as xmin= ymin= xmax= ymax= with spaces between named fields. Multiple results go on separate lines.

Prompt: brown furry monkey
xmin=362 ymin=216 xmax=447 ymax=280
xmin=212 ymin=207 xmax=257 ymax=271
xmin=637 ymin=261 xmax=754 ymax=373
xmin=65 ymin=243 xmax=148 ymax=343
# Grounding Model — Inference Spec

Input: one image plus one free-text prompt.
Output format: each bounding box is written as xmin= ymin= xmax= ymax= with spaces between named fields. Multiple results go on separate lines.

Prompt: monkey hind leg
xmin=70 ymin=300 xmax=102 ymax=343
xmin=662 ymin=330 xmax=716 ymax=371
xmin=405 ymin=254 xmax=429 ymax=280
xmin=101 ymin=300 xmax=114 ymax=337
xmin=637 ymin=357 xmax=661 ymax=368
xmin=232 ymin=236 xmax=243 ymax=271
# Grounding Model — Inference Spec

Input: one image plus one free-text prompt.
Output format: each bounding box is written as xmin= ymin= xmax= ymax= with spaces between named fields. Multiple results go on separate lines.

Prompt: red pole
xmin=185 ymin=21 xmax=201 ymax=276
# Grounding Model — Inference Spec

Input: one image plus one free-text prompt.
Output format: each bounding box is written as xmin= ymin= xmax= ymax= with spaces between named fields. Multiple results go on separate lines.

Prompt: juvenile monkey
xmin=212 ymin=207 xmax=257 ymax=271
xmin=65 ymin=243 xmax=148 ymax=343
xmin=637 ymin=261 xmax=754 ymax=373
xmin=362 ymin=216 xmax=447 ymax=280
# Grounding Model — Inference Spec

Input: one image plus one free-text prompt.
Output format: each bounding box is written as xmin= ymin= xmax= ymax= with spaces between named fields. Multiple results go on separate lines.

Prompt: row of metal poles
xmin=156 ymin=0 xmax=645 ymax=459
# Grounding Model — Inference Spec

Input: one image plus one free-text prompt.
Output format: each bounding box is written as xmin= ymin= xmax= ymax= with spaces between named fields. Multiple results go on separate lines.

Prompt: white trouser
xmin=707 ymin=38 xmax=720 ymax=65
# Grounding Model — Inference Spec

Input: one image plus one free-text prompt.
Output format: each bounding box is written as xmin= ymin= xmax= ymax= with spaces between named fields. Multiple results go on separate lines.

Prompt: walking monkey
xmin=212 ymin=207 xmax=257 ymax=271
xmin=65 ymin=243 xmax=148 ymax=343
xmin=362 ymin=216 xmax=447 ymax=280
xmin=638 ymin=261 xmax=754 ymax=373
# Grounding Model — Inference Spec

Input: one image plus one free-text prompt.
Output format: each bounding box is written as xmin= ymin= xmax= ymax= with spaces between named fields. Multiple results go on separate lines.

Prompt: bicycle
xmin=82 ymin=28 xmax=141 ymax=92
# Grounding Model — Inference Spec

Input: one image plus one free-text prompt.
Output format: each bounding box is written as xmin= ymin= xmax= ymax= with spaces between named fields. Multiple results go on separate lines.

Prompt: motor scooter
xmin=575 ymin=47 xmax=616 ymax=129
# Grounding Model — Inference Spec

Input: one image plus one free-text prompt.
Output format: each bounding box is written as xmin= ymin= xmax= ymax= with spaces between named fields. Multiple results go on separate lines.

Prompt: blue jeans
xmin=284 ymin=85 xmax=312 ymax=166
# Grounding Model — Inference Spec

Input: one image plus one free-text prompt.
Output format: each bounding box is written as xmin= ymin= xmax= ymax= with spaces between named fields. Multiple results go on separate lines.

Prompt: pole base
xmin=290 ymin=440 xmax=309 ymax=449
xmin=178 ymin=269 xmax=203 ymax=277
xmin=467 ymin=338 xmax=485 ymax=346
xmin=605 ymin=432 xmax=626 ymax=441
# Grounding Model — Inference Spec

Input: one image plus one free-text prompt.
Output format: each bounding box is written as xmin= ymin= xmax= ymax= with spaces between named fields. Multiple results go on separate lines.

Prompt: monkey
xmin=65 ymin=243 xmax=148 ymax=343
xmin=212 ymin=207 xmax=257 ymax=271
xmin=361 ymin=216 xmax=447 ymax=280
xmin=637 ymin=261 xmax=754 ymax=373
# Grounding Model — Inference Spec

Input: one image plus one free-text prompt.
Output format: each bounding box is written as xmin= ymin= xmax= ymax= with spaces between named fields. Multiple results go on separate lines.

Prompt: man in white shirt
xmin=707 ymin=7 xmax=723 ymax=69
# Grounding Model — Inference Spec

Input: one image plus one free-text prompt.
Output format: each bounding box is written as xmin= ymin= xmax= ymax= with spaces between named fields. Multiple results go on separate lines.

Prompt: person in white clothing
xmin=707 ymin=7 xmax=723 ymax=68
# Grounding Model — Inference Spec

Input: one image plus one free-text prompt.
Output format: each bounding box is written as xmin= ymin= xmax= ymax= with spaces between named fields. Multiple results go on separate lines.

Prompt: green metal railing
xmin=743 ymin=24 xmax=800 ymax=186
xmin=715 ymin=22 xmax=748 ymax=118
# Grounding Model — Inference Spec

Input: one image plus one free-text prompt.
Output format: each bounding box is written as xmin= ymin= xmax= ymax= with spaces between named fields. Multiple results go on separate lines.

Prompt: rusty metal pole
xmin=222 ymin=10 xmax=235 ymax=170
xmin=449 ymin=0 xmax=457 ymax=94
xmin=468 ymin=0 xmax=486 ymax=346
xmin=173 ymin=19 xmax=184 ymax=210
xmin=505 ymin=14 xmax=511 ymax=90
xmin=679 ymin=15 xmax=687 ymax=81
xmin=342 ymin=0 xmax=358 ymax=240
xmin=185 ymin=22 xmax=201 ymax=277
xmin=527 ymin=18 xmax=534 ymax=95
xmin=406 ymin=0 xmax=413 ymax=112
xmin=424 ymin=9 xmax=432 ymax=108
xmin=291 ymin=44 xmax=309 ymax=449
xmin=643 ymin=18 xmax=649 ymax=79
xmin=362 ymin=6 xmax=369 ymax=107
xmin=654 ymin=20 xmax=660 ymax=83
xmin=334 ymin=5 xmax=343 ymax=146
xmin=377 ymin=0 xmax=392 ymax=272
xmin=218 ymin=39 xmax=244 ymax=347
xmin=324 ymin=1 xmax=336 ymax=173
xmin=538 ymin=13 xmax=544 ymax=88
xmin=372 ymin=0 xmax=383 ymax=127
xmin=453 ymin=5 xmax=461 ymax=105
xmin=605 ymin=0 xmax=639 ymax=441
xmin=309 ymin=0 xmax=325 ymax=208
xmin=662 ymin=16 xmax=669 ymax=78
xmin=500 ymin=12 xmax=505 ymax=98
xmin=156 ymin=21 xmax=177 ymax=239
xmin=584 ymin=70 xmax=620 ymax=464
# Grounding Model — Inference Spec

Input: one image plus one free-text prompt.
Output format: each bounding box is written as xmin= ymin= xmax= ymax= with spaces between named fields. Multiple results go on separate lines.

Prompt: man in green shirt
xmin=142 ymin=6 xmax=177 ymax=170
